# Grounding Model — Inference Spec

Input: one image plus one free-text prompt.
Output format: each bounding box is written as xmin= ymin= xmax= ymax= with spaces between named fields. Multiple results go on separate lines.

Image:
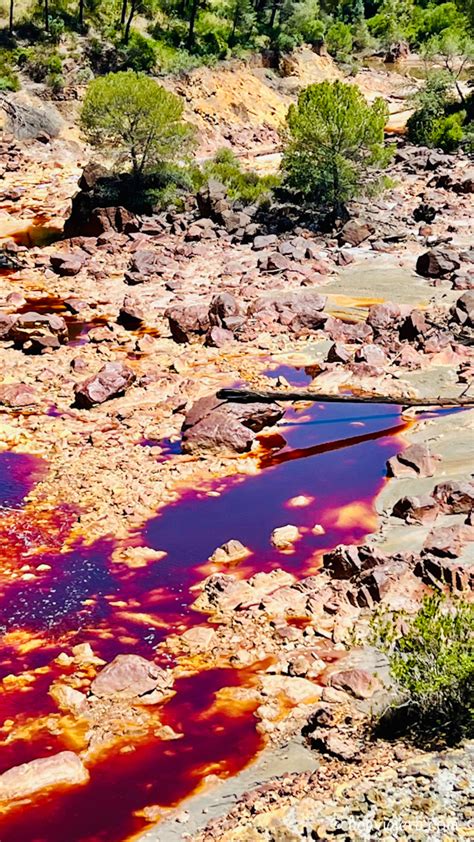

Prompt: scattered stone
xmin=90 ymin=654 xmax=173 ymax=704
xmin=0 ymin=752 xmax=89 ymax=802
xmin=339 ymin=220 xmax=374 ymax=247
xmin=387 ymin=444 xmax=439 ymax=478
xmin=271 ymin=525 xmax=300 ymax=550
xmin=209 ymin=540 xmax=250 ymax=564
xmin=182 ymin=395 xmax=284 ymax=454
xmin=328 ymin=669 xmax=379 ymax=700
xmin=74 ymin=362 xmax=135 ymax=408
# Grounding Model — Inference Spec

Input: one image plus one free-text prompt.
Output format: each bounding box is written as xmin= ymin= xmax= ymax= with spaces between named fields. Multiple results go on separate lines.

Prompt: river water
xmin=0 ymin=399 xmax=407 ymax=841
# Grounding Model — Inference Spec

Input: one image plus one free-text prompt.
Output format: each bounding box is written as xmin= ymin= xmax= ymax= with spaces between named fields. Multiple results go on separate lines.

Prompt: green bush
xmin=326 ymin=21 xmax=353 ymax=59
xmin=196 ymin=148 xmax=280 ymax=204
xmin=120 ymin=31 xmax=157 ymax=72
xmin=407 ymin=72 xmax=467 ymax=151
xmin=371 ymin=594 xmax=474 ymax=748
xmin=17 ymin=47 xmax=63 ymax=83
xmin=0 ymin=53 xmax=20 ymax=91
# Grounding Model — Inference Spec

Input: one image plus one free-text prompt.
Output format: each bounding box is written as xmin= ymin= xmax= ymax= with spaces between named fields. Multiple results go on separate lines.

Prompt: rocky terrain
xmin=0 ymin=53 xmax=472 ymax=842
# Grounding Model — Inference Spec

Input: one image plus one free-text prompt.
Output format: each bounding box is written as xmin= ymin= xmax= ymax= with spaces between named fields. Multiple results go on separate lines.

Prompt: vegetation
xmin=281 ymin=80 xmax=390 ymax=212
xmin=193 ymin=147 xmax=280 ymax=203
xmin=80 ymin=70 xmax=195 ymax=182
xmin=371 ymin=594 xmax=474 ymax=748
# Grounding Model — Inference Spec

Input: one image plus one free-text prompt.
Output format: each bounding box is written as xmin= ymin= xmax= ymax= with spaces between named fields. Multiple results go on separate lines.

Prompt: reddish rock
xmin=450 ymin=291 xmax=474 ymax=327
xmin=328 ymin=669 xmax=379 ymax=700
xmin=387 ymin=443 xmax=439 ymax=478
xmin=206 ymin=326 xmax=234 ymax=347
xmin=0 ymin=752 xmax=89 ymax=802
xmin=249 ymin=290 xmax=327 ymax=332
xmin=392 ymin=494 xmax=439 ymax=525
xmin=166 ymin=303 xmax=210 ymax=343
xmin=90 ymin=654 xmax=173 ymax=703
xmin=326 ymin=342 xmax=351 ymax=364
xmin=308 ymin=730 xmax=360 ymax=761
xmin=0 ymin=312 xmax=18 ymax=339
xmin=399 ymin=310 xmax=428 ymax=342
xmin=208 ymin=292 xmax=240 ymax=329
xmin=10 ymin=312 xmax=68 ymax=351
xmin=354 ymin=344 xmax=387 ymax=366
xmin=118 ymin=296 xmax=145 ymax=329
xmin=74 ymin=362 xmax=135 ymax=408
xmin=323 ymin=544 xmax=383 ymax=580
xmin=423 ymin=524 xmax=472 ymax=558
xmin=367 ymin=302 xmax=402 ymax=333
xmin=339 ymin=220 xmax=374 ymax=247
xmin=433 ymin=480 xmax=474 ymax=514
xmin=416 ymin=249 xmax=460 ymax=278
xmin=50 ymin=252 xmax=85 ymax=277
xmin=182 ymin=395 xmax=284 ymax=454
xmin=0 ymin=383 xmax=38 ymax=407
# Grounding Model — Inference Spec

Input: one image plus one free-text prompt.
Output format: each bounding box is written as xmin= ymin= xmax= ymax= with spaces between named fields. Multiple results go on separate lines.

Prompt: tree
xmin=281 ymin=80 xmax=390 ymax=213
xmin=9 ymin=0 xmax=14 ymax=32
xmin=406 ymin=70 xmax=466 ymax=151
xmin=423 ymin=28 xmax=474 ymax=106
xmin=80 ymin=72 xmax=195 ymax=183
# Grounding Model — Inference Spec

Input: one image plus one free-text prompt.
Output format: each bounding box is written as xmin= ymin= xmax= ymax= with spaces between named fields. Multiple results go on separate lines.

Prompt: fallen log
xmin=217 ymin=388 xmax=474 ymax=407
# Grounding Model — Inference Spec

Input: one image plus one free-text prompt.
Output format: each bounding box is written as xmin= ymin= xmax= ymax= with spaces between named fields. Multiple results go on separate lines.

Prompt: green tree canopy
xmin=281 ymin=80 xmax=390 ymax=212
xmin=80 ymin=71 xmax=195 ymax=182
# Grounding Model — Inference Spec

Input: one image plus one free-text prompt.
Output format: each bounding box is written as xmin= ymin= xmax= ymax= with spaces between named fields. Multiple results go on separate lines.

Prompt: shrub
xmin=17 ymin=48 xmax=63 ymax=83
xmin=281 ymin=80 xmax=390 ymax=213
xmin=80 ymin=71 xmax=195 ymax=183
xmin=407 ymin=71 xmax=467 ymax=151
xmin=326 ymin=21 xmax=353 ymax=59
xmin=0 ymin=53 xmax=20 ymax=91
xmin=120 ymin=31 xmax=157 ymax=72
xmin=371 ymin=594 xmax=474 ymax=748
xmin=196 ymin=148 xmax=280 ymax=203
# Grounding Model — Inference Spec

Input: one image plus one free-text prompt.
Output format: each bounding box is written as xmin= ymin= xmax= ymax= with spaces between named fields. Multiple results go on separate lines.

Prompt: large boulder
xmin=450 ymin=291 xmax=474 ymax=327
xmin=90 ymin=654 xmax=173 ymax=704
xmin=182 ymin=395 xmax=284 ymax=454
xmin=338 ymin=220 xmax=374 ymax=247
xmin=387 ymin=443 xmax=439 ymax=478
xmin=196 ymin=178 xmax=229 ymax=219
xmin=74 ymin=361 xmax=135 ymax=408
xmin=416 ymin=249 xmax=460 ymax=278
xmin=0 ymin=752 xmax=89 ymax=802
xmin=208 ymin=292 xmax=241 ymax=330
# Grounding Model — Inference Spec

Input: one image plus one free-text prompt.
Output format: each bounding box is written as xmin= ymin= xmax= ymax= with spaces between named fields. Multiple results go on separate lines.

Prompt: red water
xmin=0 ymin=401 xmax=408 ymax=841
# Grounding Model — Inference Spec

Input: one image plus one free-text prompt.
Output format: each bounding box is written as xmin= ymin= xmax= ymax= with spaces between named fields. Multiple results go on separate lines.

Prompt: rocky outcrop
xmin=90 ymin=654 xmax=173 ymax=704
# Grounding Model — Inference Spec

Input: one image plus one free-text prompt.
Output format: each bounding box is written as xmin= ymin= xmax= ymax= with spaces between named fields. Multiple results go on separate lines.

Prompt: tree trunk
xmin=79 ymin=0 xmax=84 ymax=29
xmin=230 ymin=0 xmax=239 ymax=44
xmin=269 ymin=0 xmax=279 ymax=28
xmin=186 ymin=0 xmax=199 ymax=51
xmin=44 ymin=0 xmax=49 ymax=32
xmin=123 ymin=0 xmax=135 ymax=43
xmin=216 ymin=387 xmax=474 ymax=408
xmin=9 ymin=0 xmax=13 ymax=32
xmin=120 ymin=0 xmax=127 ymax=26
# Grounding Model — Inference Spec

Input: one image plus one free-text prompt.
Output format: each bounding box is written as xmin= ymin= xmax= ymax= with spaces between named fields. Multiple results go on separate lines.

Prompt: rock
xmin=118 ymin=296 xmax=145 ymax=329
xmin=249 ymin=290 xmax=327 ymax=332
xmin=78 ymin=162 xmax=108 ymax=192
xmin=0 ymin=312 xmax=18 ymax=339
xmin=50 ymin=684 xmax=88 ymax=715
xmin=326 ymin=342 xmax=351 ymax=364
xmin=182 ymin=395 xmax=284 ymax=454
xmin=450 ymin=291 xmax=474 ymax=327
xmin=354 ymin=344 xmax=387 ymax=366
xmin=252 ymin=234 xmax=278 ymax=251
xmin=355 ymin=559 xmax=418 ymax=608
xmin=387 ymin=444 xmax=439 ymax=478
xmin=323 ymin=544 xmax=383 ymax=580
xmin=416 ymin=249 xmax=460 ymax=278
xmin=74 ymin=362 xmax=135 ymax=408
xmin=208 ymin=292 xmax=240 ymax=329
xmin=259 ymin=675 xmax=322 ymax=705
xmin=0 ymin=752 xmax=89 ymax=802
xmin=328 ymin=669 xmax=379 ymax=700
xmin=0 ymin=382 xmax=37 ymax=407
xmin=423 ymin=524 xmax=470 ymax=558
xmin=166 ymin=303 xmax=210 ymax=343
xmin=10 ymin=312 xmax=68 ymax=351
xmin=186 ymin=218 xmax=217 ymax=241
xmin=392 ymin=494 xmax=439 ymax=525
xmin=308 ymin=730 xmax=360 ymax=761
xmin=271 ymin=525 xmax=300 ymax=550
xmin=399 ymin=310 xmax=428 ymax=342
xmin=206 ymin=326 xmax=234 ymax=347
xmin=209 ymin=539 xmax=250 ymax=564
xmin=180 ymin=626 xmax=217 ymax=652
xmin=433 ymin=480 xmax=474 ymax=514
xmin=413 ymin=203 xmax=437 ymax=224
xmin=339 ymin=220 xmax=374 ymax=247
xmin=367 ymin=302 xmax=402 ymax=333
xmin=50 ymin=252 xmax=85 ymax=277
xmin=90 ymin=654 xmax=173 ymax=703
xmin=197 ymin=179 xmax=229 ymax=219
xmin=385 ymin=40 xmax=409 ymax=62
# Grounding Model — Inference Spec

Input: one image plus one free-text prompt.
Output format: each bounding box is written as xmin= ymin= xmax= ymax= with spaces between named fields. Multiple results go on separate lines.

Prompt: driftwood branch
xmin=217 ymin=388 xmax=474 ymax=407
